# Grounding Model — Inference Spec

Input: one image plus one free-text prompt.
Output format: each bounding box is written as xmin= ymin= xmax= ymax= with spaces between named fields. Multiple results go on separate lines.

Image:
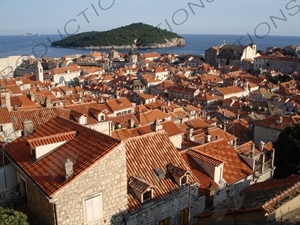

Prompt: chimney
xmin=205 ymin=182 xmax=215 ymax=209
xmin=129 ymin=116 xmax=135 ymax=128
xmin=259 ymin=141 xmax=265 ymax=151
xmin=205 ymin=131 xmax=211 ymax=143
xmin=152 ymin=119 xmax=162 ymax=132
xmin=236 ymin=110 xmax=240 ymax=120
xmin=222 ymin=122 xmax=227 ymax=131
xmin=232 ymin=139 xmax=237 ymax=149
xmin=64 ymin=159 xmax=74 ymax=181
xmin=186 ymin=126 xmax=193 ymax=139
xmin=23 ymin=120 xmax=34 ymax=136
xmin=250 ymin=143 xmax=255 ymax=158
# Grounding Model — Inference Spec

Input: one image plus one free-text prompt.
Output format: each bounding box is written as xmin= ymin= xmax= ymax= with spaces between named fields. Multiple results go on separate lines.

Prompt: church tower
xmin=128 ymin=48 xmax=138 ymax=64
xmin=36 ymin=60 xmax=44 ymax=82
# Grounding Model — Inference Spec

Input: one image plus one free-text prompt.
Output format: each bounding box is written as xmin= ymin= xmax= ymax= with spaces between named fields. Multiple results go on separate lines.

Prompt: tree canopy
xmin=51 ymin=23 xmax=183 ymax=48
xmin=274 ymin=123 xmax=300 ymax=178
xmin=0 ymin=206 xmax=29 ymax=225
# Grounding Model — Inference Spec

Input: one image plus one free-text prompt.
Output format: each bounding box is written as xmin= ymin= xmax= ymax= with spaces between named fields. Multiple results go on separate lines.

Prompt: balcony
xmin=255 ymin=159 xmax=273 ymax=174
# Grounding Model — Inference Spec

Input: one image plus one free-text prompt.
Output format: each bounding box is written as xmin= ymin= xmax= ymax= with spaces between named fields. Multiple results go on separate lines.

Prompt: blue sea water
xmin=0 ymin=34 xmax=299 ymax=59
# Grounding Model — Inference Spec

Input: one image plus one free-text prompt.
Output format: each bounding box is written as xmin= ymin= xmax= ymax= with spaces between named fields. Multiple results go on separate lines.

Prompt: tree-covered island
xmin=51 ymin=23 xmax=186 ymax=49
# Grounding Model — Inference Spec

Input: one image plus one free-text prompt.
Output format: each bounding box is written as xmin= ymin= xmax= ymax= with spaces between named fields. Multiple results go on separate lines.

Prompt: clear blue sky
xmin=1 ymin=0 xmax=299 ymax=36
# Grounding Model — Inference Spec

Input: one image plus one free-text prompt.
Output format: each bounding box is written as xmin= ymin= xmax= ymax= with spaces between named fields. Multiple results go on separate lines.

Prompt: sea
xmin=0 ymin=34 xmax=299 ymax=59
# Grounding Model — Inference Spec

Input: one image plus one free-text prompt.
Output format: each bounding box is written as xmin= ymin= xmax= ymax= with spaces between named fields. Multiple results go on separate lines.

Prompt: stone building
xmin=3 ymin=116 xmax=128 ymax=225
xmin=124 ymin=131 xmax=203 ymax=225
xmin=205 ymin=43 xmax=258 ymax=67
xmin=253 ymin=114 xmax=300 ymax=145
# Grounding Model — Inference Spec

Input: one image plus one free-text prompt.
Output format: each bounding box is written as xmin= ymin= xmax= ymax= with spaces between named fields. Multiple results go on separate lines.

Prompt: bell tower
xmin=36 ymin=60 xmax=44 ymax=82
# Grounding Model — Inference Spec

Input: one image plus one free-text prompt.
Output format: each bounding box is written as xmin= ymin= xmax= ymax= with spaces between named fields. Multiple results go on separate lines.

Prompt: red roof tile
xmin=180 ymin=151 xmax=219 ymax=195
xmin=4 ymin=116 xmax=121 ymax=198
xmin=125 ymin=131 xmax=199 ymax=212
xmin=0 ymin=107 xmax=12 ymax=124
xmin=27 ymin=131 xmax=77 ymax=148
xmin=189 ymin=139 xmax=253 ymax=184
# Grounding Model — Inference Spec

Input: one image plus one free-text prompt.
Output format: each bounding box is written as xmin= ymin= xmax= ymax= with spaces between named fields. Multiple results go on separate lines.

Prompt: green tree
xmin=274 ymin=123 xmax=300 ymax=178
xmin=0 ymin=206 xmax=29 ymax=225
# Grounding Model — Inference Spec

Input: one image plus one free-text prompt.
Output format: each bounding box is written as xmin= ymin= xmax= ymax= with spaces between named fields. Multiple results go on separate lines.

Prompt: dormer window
xmin=128 ymin=176 xmax=156 ymax=204
xmin=167 ymin=163 xmax=190 ymax=187
xmin=142 ymin=190 xmax=152 ymax=202
xmin=181 ymin=175 xmax=188 ymax=185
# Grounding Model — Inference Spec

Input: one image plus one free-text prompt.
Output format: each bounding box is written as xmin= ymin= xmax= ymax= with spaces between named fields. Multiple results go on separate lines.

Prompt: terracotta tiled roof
xmin=137 ymin=109 xmax=170 ymax=125
xmin=10 ymin=108 xmax=63 ymax=131
xmin=189 ymin=139 xmax=253 ymax=184
xmin=106 ymin=97 xmax=133 ymax=112
xmin=192 ymin=127 xmax=236 ymax=144
xmin=64 ymin=102 xmax=111 ymax=124
xmin=167 ymin=163 xmax=189 ymax=177
xmin=254 ymin=114 xmax=300 ymax=131
xmin=128 ymin=176 xmax=157 ymax=193
xmin=125 ymin=131 xmax=199 ymax=212
xmin=27 ymin=131 xmax=77 ymax=148
xmin=110 ymin=114 xmax=139 ymax=129
xmin=112 ymin=120 xmax=183 ymax=140
xmin=180 ymin=151 xmax=219 ymax=195
xmin=187 ymin=149 xmax=224 ymax=166
xmin=11 ymin=95 xmax=38 ymax=108
xmin=6 ymin=85 xmax=22 ymax=95
xmin=236 ymin=141 xmax=260 ymax=157
xmin=135 ymin=92 xmax=156 ymax=100
xmin=0 ymin=107 xmax=12 ymax=124
xmin=215 ymin=86 xmax=246 ymax=95
xmin=185 ymin=118 xmax=211 ymax=130
xmin=239 ymin=174 xmax=300 ymax=213
xmin=3 ymin=116 xmax=121 ymax=198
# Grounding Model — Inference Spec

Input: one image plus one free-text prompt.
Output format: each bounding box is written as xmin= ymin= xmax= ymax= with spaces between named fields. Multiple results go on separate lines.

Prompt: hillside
xmin=51 ymin=23 xmax=185 ymax=49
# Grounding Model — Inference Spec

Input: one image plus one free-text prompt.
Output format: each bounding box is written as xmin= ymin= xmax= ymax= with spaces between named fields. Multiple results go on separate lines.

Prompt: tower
xmin=128 ymin=48 xmax=138 ymax=64
xmin=36 ymin=60 xmax=43 ymax=82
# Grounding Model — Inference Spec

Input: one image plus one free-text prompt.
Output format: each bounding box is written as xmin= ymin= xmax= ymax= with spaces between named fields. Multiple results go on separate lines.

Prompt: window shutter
xmin=92 ymin=196 xmax=101 ymax=219
xmin=85 ymin=198 xmax=94 ymax=221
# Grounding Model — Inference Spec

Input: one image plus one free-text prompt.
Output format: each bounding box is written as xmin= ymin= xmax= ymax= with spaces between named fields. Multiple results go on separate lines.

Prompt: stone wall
xmin=126 ymin=183 xmax=204 ymax=225
xmin=53 ymin=142 xmax=127 ymax=225
xmin=253 ymin=126 xmax=281 ymax=145
xmin=21 ymin=172 xmax=55 ymax=225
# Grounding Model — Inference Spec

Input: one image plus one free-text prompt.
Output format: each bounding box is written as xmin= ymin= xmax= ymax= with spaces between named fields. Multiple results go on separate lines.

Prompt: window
xmin=84 ymin=195 xmax=103 ymax=222
xmin=101 ymin=115 xmax=104 ymax=121
xmin=180 ymin=208 xmax=189 ymax=225
xmin=159 ymin=218 xmax=169 ymax=225
xmin=226 ymin=190 xmax=230 ymax=197
xmin=181 ymin=176 xmax=187 ymax=185
xmin=142 ymin=190 xmax=152 ymax=202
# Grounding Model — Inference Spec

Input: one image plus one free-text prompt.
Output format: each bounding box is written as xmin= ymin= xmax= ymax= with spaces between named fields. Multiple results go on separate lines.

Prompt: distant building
xmin=205 ymin=43 xmax=258 ymax=67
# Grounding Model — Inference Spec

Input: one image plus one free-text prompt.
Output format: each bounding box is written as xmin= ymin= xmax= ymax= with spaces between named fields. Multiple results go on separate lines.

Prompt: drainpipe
xmin=53 ymin=203 xmax=58 ymax=225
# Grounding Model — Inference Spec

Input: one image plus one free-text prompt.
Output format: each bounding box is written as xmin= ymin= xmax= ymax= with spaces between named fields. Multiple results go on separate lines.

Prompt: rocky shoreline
xmin=52 ymin=37 xmax=186 ymax=50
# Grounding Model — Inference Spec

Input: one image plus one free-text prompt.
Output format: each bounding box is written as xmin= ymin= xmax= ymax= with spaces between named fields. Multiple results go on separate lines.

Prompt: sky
xmin=0 ymin=0 xmax=300 ymax=36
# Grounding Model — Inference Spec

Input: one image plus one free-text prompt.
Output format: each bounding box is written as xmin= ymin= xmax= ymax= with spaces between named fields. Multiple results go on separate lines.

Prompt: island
xmin=51 ymin=23 xmax=185 ymax=49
